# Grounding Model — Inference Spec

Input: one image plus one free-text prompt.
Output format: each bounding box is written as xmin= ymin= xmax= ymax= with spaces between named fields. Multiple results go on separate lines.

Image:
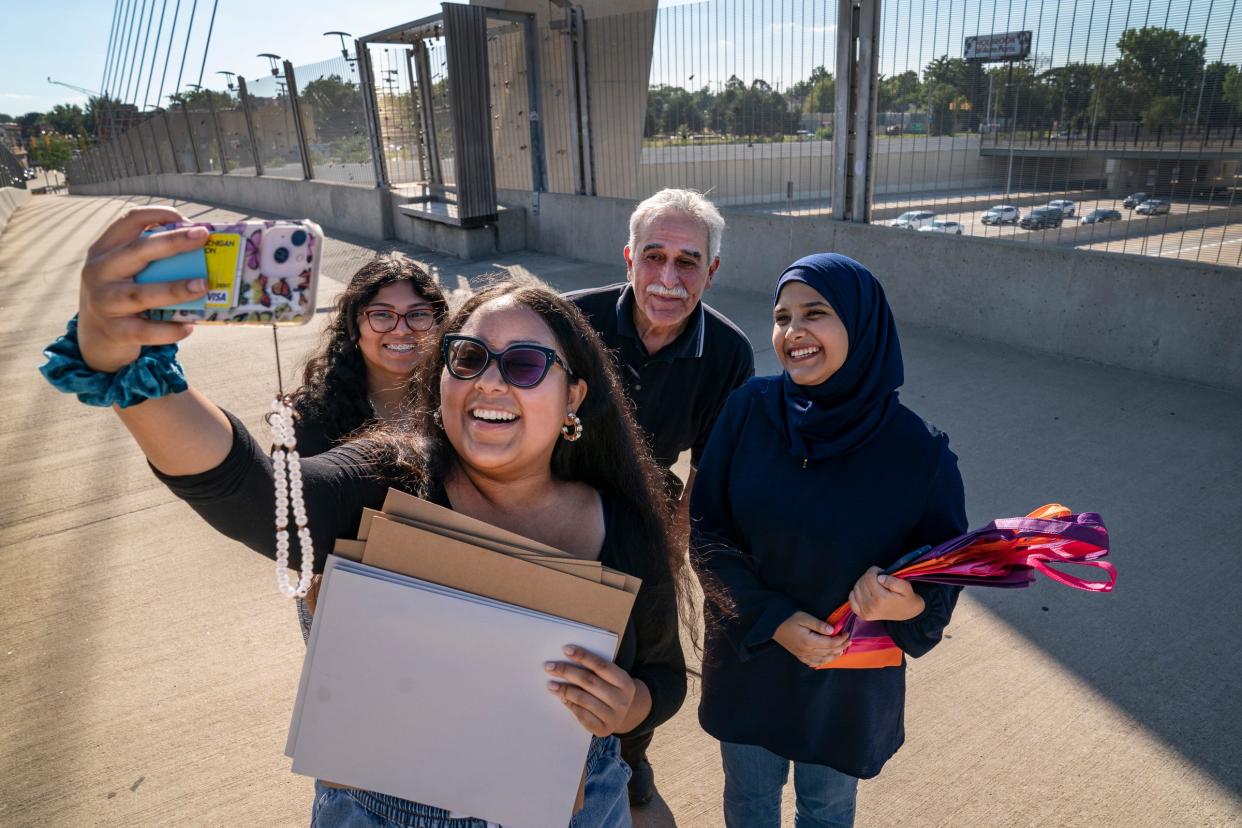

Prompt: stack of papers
xmin=284 ymin=489 xmax=641 ymax=828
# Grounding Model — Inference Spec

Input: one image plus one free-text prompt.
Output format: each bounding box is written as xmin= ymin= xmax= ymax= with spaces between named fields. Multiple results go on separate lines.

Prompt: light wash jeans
xmin=720 ymin=741 xmax=858 ymax=828
xmin=310 ymin=735 xmax=631 ymax=828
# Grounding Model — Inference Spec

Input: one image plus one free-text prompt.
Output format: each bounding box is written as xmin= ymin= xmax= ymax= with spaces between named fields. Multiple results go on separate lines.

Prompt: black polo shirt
xmin=567 ymin=282 xmax=755 ymax=475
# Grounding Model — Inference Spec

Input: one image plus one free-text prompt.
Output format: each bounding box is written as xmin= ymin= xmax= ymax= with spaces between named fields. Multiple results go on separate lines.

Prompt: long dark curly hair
xmin=361 ymin=275 xmax=698 ymax=656
xmin=291 ymin=253 xmax=448 ymax=444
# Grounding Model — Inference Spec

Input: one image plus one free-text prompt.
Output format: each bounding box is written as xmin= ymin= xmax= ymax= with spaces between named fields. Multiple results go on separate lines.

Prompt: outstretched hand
xmin=78 ymin=207 xmax=209 ymax=372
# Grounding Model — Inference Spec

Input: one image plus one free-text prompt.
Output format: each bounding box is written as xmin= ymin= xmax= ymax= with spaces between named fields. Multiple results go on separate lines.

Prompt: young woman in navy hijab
xmin=690 ymin=253 xmax=968 ymax=827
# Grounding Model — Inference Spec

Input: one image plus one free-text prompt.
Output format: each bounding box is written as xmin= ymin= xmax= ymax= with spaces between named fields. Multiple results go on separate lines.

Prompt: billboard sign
xmin=964 ymin=31 xmax=1033 ymax=61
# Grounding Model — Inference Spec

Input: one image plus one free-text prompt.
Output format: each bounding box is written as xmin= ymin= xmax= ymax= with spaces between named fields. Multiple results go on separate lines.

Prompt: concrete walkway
xmin=1 ymin=194 xmax=1239 ymax=827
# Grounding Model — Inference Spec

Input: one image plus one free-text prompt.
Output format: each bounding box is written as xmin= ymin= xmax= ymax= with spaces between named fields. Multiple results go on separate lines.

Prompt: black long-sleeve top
xmin=690 ymin=378 xmax=968 ymax=778
xmin=153 ymin=410 xmax=687 ymax=737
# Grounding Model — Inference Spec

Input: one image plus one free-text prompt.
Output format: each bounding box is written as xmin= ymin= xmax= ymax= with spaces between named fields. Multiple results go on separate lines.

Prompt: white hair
xmin=627 ymin=188 xmax=726 ymax=264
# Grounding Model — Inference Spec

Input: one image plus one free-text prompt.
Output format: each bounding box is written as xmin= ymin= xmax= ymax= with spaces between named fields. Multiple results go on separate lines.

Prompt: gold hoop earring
xmin=561 ymin=411 xmax=583 ymax=442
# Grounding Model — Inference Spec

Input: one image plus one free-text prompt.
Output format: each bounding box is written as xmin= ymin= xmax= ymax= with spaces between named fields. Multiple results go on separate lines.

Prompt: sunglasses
xmin=442 ymin=334 xmax=576 ymax=388
xmin=363 ymin=308 xmax=438 ymax=333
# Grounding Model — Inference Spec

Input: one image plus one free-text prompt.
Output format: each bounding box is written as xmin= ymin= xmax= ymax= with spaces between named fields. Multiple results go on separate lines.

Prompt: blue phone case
xmin=133 ymin=245 xmax=209 ymax=311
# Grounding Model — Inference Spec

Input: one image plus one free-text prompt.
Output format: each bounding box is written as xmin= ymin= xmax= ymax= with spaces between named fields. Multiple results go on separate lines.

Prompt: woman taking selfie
xmin=46 ymin=208 xmax=687 ymax=828
xmin=691 ymin=253 xmax=968 ymax=828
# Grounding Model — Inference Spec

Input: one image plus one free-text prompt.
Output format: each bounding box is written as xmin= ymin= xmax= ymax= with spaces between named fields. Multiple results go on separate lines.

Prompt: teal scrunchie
xmin=40 ymin=316 xmax=188 ymax=408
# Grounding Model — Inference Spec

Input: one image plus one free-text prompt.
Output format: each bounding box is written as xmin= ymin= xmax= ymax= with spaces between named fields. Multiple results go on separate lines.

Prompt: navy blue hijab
xmin=765 ymin=253 xmax=904 ymax=460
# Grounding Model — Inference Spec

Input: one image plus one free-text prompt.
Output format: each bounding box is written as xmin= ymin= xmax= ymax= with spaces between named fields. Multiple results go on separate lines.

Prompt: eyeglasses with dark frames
xmin=363 ymin=307 xmax=438 ymax=334
xmin=442 ymin=334 xmax=576 ymax=389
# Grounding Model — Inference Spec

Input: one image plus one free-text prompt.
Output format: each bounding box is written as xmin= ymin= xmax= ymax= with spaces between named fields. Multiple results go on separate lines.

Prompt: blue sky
xmin=0 ymin=0 xmax=440 ymax=116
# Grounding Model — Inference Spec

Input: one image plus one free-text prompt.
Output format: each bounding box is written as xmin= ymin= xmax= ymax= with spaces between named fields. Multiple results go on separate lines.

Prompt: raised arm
xmin=73 ymin=207 xmax=233 ymax=474
xmin=62 ymin=208 xmax=385 ymax=573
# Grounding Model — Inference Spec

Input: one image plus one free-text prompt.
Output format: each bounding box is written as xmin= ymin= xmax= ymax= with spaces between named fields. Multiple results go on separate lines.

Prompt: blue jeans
xmin=310 ymin=735 xmax=631 ymax=828
xmin=720 ymin=741 xmax=858 ymax=828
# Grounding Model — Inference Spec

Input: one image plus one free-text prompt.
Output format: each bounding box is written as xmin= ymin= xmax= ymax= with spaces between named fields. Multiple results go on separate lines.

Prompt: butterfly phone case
xmin=135 ymin=219 xmax=324 ymax=325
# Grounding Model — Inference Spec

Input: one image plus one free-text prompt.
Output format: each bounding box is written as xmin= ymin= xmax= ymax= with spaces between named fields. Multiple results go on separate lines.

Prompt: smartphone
xmin=134 ymin=219 xmax=324 ymax=325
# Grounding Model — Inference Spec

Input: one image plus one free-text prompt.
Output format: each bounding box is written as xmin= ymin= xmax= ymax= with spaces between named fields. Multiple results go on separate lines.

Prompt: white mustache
xmin=647 ymin=284 xmax=689 ymax=299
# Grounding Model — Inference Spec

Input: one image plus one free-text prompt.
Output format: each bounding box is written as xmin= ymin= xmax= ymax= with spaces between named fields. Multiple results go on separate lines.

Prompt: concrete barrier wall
xmin=499 ymin=190 xmax=1242 ymax=391
xmin=63 ymin=175 xmax=1241 ymax=391
xmin=70 ymin=174 xmax=391 ymax=240
xmin=0 ymin=187 xmax=31 ymax=235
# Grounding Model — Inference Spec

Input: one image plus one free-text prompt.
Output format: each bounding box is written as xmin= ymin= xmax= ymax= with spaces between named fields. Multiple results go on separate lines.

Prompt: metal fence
xmin=869 ymin=0 xmax=1242 ymax=266
xmin=623 ymin=0 xmax=837 ymax=209
xmin=246 ymin=72 xmax=305 ymax=179
xmin=367 ymin=43 xmax=431 ymax=188
xmin=295 ymin=55 xmax=376 ymax=185
xmin=66 ymin=0 xmax=1242 ymax=268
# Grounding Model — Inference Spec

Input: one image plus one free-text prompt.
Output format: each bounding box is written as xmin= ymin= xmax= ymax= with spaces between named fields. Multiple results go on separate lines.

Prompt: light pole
xmin=258 ymin=54 xmax=283 ymax=78
xmin=324 ymin=31 xmax=357 ymax=74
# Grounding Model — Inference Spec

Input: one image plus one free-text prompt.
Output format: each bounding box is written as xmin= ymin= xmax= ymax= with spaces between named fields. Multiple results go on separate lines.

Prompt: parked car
xmin=1122 ymin=192 xmax=1148 ymax=208
xmin=1135 ymin=199 xmax=1170 ymax=215
xmin=981 ymin=205 xmax=1019 ymax=225
xmin=1079 ymin=208 xmax=1122 ymax=225
xmin=1047 ymin=199 xmax=1077 ymax=217
xmin=918 ymin=220 xmax=964 ymax=235
xmin=889 ymin=210 xmax=935 ymax=229
xmin=1019 ymin=206 xmax=1064 ymax=229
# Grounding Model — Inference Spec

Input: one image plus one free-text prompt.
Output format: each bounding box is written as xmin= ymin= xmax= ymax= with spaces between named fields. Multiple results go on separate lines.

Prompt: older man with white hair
xmin=567 ymin=188 xmax=754 ymax=806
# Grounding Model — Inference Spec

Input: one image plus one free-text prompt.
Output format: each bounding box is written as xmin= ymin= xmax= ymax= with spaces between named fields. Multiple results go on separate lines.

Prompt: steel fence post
xmin=283 ymin=60 xmax=315 ymax=180
xmin=205 ymin=92 xmax=230 ymax=173
xmin=237 ymin=77 xmax=263 ymax=176
xmin=358 ymin=39 xmax=391 ymax=189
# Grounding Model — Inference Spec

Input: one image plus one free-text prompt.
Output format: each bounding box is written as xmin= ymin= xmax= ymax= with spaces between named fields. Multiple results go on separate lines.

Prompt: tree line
xmin=644 ymin=26 xmax=1242 ymax=139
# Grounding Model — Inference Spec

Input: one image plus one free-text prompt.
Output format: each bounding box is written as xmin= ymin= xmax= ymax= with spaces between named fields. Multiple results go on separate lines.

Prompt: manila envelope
xmin=374 ymin=490 xmax=641 ymax=594
xmin=383 ymin=488 xmax=567 ymax=556
xmin=357 ymin=508 xmax=605 ymax=583
xmin=362 ymin=515 xmax=638 ymax=649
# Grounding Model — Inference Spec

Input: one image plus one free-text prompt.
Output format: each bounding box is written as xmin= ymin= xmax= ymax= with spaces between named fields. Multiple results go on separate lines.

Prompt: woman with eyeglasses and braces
xmin=59 ymin=209 xmax=689 ymax=827
xmin=284 ymin=253 xmax=448 ymax=644
xmin=288 ymin=252 xmax=448 ymax=457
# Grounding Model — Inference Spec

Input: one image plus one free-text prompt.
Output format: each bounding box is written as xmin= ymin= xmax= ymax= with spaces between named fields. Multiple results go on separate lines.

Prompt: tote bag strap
xmin=1029 ymin=555 xmax=1117 ymax=592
